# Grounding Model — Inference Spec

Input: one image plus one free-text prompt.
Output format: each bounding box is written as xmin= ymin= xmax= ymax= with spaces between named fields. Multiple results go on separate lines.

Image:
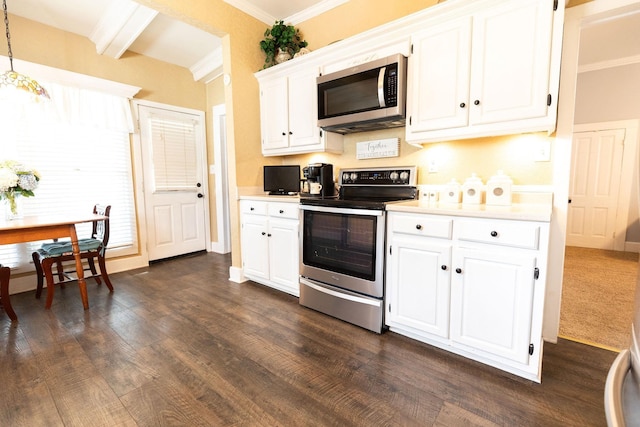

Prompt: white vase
xmin=275 ymin=48 xmax=292 ymax=64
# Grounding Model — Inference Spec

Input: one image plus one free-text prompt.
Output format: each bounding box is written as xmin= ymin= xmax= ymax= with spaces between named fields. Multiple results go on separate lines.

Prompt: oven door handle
xmin=300 ymin=277 xmax=382 ymax=307
xmin=299 ymin=204 xmax=384 ymax=216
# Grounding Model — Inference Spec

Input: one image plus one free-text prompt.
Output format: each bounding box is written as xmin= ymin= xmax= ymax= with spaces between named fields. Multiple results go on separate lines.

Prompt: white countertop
xmin=239 ymin=192 xmax=301 ymax=203
xmin=386 ymin=194 xmax=553 ymax=222
xmin=239 ymin=190 xmax=553 ymax=222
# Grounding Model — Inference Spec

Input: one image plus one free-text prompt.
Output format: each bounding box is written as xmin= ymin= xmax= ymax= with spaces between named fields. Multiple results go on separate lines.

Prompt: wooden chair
xmin=0 ymin=265 xmax=17 ymax=321
xmin=31 ymin=204 xmax=114 ymax=308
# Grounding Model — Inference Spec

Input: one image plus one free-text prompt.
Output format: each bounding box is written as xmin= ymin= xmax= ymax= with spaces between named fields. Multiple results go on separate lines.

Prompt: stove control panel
xmin=340 ymin=166 xmax=417 ymax=186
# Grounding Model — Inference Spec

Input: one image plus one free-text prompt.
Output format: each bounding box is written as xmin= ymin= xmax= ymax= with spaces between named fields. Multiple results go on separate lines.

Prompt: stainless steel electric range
xmin=299 ymin=166 xmax=418 ymax=333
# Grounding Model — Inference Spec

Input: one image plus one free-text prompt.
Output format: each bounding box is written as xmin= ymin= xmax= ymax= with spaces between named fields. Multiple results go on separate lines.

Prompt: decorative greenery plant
xmin=259 ymin=20 xmax=308 ymax=69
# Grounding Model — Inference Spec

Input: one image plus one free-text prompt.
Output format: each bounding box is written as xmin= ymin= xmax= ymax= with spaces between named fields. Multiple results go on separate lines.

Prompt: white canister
xmin=462 ymin=173 xmax=484 ymax=205
xmin=441 ymin=179 xmax=461 ymax=204
xmin=486 ymin=170 xmax=513 ymax=206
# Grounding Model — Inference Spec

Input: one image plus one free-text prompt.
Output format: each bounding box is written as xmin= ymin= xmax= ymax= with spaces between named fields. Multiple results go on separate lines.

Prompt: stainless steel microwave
xmin=317 ymin=53 xmax=407 ymax=134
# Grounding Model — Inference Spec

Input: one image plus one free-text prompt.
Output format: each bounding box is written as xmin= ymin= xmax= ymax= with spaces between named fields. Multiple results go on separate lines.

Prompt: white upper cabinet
xmin=406 ymin=0 xmax=560 ymax=144
xmin=260 ymin=76 xmax=289 ymax=152
xmin=406 ymin=17 xmax=473 ymax=134
xmin=257 ymin=66 xmax=343 ymax=156
xmin=469 ymin=0 xmax=554 ymax=125
xmin=255 ymin=0 xmax=564 ymax=149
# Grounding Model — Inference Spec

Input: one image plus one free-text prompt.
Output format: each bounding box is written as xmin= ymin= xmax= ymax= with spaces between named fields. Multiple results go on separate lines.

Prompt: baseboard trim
xmin=210 ymin=241 xmax=231 ymax=254
xmin=624 ymin=241 xmax=640 ymax=253
xmin=229 ymin=266 xmax=246 ymax=283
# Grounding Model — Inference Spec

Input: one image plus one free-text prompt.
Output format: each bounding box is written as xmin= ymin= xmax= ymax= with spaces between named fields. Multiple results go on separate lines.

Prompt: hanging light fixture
xmin=0 ymin=0 xmax=49 ymax=101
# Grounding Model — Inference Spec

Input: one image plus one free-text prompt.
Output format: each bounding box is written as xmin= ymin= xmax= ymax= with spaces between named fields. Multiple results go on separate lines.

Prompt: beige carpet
xmin=559 ymin=246 xmax=638 ymax=350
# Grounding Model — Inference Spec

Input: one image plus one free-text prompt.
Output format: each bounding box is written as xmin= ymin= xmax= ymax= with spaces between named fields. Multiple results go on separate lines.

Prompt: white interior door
xmin=567 ymin=129 xmax=625 ymax=249
xmin=138 ymin=104 xmax=208 ymax=261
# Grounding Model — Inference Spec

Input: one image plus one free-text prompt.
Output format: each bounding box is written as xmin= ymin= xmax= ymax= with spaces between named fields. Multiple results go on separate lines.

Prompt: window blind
xmin=0 ymin=82 xmax=137 ymax=271
xmin=150 ymin=117 xmax=198 ymax=191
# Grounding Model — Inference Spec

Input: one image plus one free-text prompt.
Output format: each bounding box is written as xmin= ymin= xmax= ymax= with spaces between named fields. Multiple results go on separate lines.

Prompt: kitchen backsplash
xmin=283 ymin=127 xmax=554 ymax=187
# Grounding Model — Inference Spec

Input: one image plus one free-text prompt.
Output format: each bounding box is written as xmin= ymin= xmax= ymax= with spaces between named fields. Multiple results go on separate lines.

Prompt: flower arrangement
xmin=0 ymin=160 xmax=40 ymax=216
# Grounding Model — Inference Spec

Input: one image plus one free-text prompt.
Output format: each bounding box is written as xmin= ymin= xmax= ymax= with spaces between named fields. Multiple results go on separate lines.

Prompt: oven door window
xmin=302 ymin=210 xmax=378 ymax=281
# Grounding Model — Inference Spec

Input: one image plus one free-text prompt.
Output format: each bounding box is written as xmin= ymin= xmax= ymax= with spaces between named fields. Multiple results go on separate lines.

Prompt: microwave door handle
xmin=377 ymin=67 xmax=386 ymax=108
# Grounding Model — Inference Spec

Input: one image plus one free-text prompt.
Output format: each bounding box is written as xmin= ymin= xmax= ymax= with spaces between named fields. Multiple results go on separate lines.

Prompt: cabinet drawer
xmin=456 ymin=219 xmax=540 ymax=249
xmin=390 ymin=213 xmax=452 ymax=239
xmin=241 ymin=200 xmax=268 ymax=216
xmin=268 ymin=202 xmax=300 ymax=220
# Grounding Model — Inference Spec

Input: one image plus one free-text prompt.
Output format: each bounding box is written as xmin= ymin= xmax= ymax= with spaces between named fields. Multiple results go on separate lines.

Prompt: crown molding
xmin=224 ymin=0 xmax=275 ymax=25
xmin=224 ymin=0 xmax=349 ymax=25
xmin=191 ymin=47 xmax=224 ymax=83
xmin=287 ymin=0 xmax=349 ymax=26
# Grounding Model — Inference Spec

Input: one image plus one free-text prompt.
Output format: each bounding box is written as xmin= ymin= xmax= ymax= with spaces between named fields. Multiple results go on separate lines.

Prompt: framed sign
xmin=356 ymin=138 xmax=399 ymax=160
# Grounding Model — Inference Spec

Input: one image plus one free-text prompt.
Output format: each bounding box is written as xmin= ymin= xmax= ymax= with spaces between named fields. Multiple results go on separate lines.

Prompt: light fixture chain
xmin=3 ymin=0 xmax=13 ymax=71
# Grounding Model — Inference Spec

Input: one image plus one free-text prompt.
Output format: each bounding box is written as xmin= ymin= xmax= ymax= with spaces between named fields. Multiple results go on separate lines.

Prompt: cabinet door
xmin=406 ymin=17 xmax=472 ymax=135
xmin=386 ymin=234 xmax=452 ymax=338
xmin=260 ymin=77 xmax=289 ymax=151
xmin=469 ymin=0 xmax=554 ymax=125
xmin=450 ymin=248 xmax=536 ymax=365
xmin=268 ymin=218 xmax=300 ymax=293
xmin=240 ymin=214 xmax=270 ymax=280
xmin=288 ymin=68 xmax=321 ymax=149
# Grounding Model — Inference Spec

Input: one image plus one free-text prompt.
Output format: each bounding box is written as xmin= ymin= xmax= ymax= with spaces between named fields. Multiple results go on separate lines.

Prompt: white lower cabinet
xmin=450 ymin=248 xmax=537 ymax=365
xmin=386 ymin=215 xmax=453 ymax=340
xmin=386 ymin=211 xmax=549 ymax=382
xmin=240 ymin=199 xmax=300 ymax=296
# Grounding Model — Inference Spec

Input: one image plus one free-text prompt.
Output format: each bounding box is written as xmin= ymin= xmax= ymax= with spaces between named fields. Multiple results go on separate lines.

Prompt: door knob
xmin=197 ymin=193 xmax=204 ymax=198
xmin=196 ymin=183 xmax=202 ymax=187
xmin=455 ymin=268 xmax=462 ymax=274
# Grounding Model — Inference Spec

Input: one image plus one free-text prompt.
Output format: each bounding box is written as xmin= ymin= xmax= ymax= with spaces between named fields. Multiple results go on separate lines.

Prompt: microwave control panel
xmin=385 ymin=64 xmax=398 ymax=106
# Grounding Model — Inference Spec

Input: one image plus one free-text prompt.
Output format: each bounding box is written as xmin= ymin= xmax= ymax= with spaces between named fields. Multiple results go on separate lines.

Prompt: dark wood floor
xmin=1 ymin=252 xmax=617 ymax=426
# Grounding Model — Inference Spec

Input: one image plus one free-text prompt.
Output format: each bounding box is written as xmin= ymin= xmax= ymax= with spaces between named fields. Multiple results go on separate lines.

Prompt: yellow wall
xmin=136 ymin=0 xmax=561 ymax=268
xmin=285 ymin=129 xmax=554 ymax=186
xmin=279 ymin=1 xmax=557 ymax=187
xmin=10 ymin=0 xmax=573 ymax=270
xmin=6 ymin=15 xmax=206 ymax=109
xmin=300 ymin=1 xmax=438 ymax=50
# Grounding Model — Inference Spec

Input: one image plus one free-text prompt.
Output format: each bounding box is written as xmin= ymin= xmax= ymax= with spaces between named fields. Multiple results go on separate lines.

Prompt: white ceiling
xmin=5 ymin=0 xmax=341 ymax=83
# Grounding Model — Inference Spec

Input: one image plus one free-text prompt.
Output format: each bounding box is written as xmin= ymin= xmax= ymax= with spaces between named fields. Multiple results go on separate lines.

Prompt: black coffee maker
xmin=302 ymin=163 xmax=336 ymax=198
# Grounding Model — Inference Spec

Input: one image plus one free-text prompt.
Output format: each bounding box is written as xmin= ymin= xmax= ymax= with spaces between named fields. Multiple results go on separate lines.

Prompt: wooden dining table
xmin=0 ymin=213 xmax=108 ymax=321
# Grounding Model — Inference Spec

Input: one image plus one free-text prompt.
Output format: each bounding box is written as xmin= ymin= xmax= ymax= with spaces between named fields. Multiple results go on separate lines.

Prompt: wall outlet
xmin=534 ymin=140 xmax=551 ymax=162
xmin=428 ymin=159 xmax=438 ymax=173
